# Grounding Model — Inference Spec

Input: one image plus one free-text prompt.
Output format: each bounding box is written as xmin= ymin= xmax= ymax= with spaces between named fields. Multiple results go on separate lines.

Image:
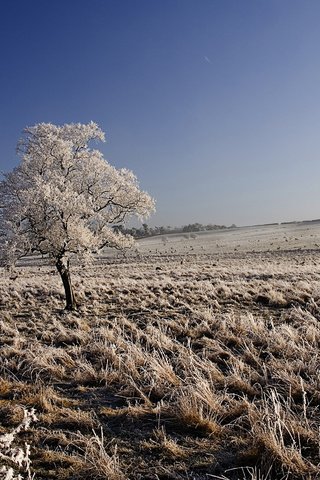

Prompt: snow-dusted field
xmin=134 ymin=222 xmax=320 ymax=255
xmin=1 ymin=223 xmax=320 ymax=479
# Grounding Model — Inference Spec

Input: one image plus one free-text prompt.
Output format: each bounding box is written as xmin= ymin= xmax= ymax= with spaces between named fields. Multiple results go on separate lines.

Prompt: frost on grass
xmin=0 ymin=408 xmax=38 ymax=480
xmin=1 ymin=229 xmax=320 ymax=479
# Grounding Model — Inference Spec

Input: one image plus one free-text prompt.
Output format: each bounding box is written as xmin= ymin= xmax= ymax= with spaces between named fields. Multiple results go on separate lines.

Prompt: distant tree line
xmin=113 ymin=222 xmax=237 ymax=239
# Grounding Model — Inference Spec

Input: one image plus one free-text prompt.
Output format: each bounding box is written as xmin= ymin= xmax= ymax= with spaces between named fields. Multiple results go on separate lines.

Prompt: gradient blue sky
xmin=1 ymin=0 xmax=320 ymax=227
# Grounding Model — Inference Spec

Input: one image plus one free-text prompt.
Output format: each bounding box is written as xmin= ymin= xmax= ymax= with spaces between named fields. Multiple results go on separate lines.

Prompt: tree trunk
xmin=56 ymin=258 xmax=77 ymax=311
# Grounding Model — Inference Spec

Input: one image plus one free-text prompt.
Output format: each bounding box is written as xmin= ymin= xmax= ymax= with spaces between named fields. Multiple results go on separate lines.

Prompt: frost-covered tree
xmin=0 ymin=122 xmax=155 ymax=310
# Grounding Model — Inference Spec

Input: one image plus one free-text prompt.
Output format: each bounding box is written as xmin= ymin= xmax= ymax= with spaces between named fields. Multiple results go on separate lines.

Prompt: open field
xmin=1 ymin=223 xmax=320 ymax=479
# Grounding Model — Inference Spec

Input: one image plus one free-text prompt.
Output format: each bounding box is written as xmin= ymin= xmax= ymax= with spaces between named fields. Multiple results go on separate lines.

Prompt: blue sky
xmin=1 ymin=0 xmax=320 ymax=227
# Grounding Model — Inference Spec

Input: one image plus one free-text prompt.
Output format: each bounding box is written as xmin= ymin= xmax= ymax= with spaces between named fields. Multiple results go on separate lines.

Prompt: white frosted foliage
xmin=0 ymin=122 xmax=155 ymax=267
xmin=0 ymin=408 xmax=38 ymax=480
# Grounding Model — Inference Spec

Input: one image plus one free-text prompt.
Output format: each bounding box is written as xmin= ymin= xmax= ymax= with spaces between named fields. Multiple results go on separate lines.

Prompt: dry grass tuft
xmin=70 ymin=429 xmax=126 ymax=480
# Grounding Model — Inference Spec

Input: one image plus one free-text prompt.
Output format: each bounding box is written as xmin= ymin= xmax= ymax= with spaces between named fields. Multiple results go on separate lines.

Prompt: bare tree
xmin=0 ymin=122 xmax=155 ymax=310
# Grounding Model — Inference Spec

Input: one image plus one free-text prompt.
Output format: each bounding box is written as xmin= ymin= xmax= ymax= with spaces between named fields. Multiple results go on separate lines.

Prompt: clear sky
xmin=1 ymin=0 xmax=320 ymax=227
